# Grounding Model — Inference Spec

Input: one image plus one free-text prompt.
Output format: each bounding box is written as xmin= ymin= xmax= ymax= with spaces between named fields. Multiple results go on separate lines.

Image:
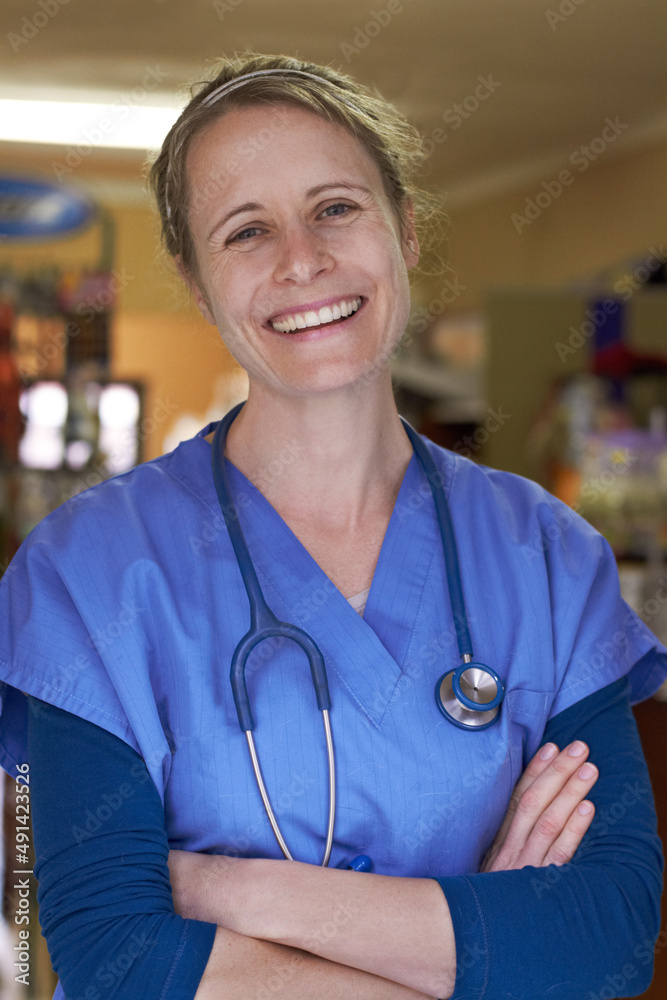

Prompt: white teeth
xmin=270 ymin=297 xmax=362 ymax=332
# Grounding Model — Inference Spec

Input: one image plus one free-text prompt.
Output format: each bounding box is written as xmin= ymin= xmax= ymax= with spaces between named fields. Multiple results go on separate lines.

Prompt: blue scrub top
xmin=1 ymin=421 xmax=665 ymax=878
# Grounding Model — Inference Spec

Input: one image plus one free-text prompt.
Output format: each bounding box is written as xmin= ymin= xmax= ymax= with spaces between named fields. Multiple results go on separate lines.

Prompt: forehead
xmin=185 ymin=102 xmax=387 ymax=208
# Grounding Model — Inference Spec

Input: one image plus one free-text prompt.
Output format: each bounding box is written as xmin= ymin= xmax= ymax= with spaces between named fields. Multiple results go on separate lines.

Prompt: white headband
xmin=164 ymin=68 xmax=361 ymax=240
xmin=199 ymin=67 xmax=360 ymax=110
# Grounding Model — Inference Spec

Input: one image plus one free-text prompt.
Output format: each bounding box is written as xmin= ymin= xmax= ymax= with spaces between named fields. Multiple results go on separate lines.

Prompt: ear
xmin=401 ymin=198 xmax=420 ymax=270
xmin=174 ymin=255 xmax=216 ymax=326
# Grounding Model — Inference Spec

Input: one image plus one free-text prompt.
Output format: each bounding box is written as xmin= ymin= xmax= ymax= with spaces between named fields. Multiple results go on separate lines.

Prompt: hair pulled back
xmin=148 ymin=52 xmax=441 ymax=281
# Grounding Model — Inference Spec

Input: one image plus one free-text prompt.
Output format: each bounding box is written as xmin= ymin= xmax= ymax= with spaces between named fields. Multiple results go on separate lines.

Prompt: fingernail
xmin=540 ymin=743 xmax=558 ymax=760
xmin=578 ymin=763 xmax=596 ymax=779
xmin=568 ymin=741 xmax=586 ymax=757
xmin=578 ymin=801 xmax=593 ymax=815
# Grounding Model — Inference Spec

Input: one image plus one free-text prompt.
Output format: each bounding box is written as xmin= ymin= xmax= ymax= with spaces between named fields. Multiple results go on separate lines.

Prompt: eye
xmin=227 ymin=226 xmax=265 ymax=245
xmin=320 ymin=202 xmax=355 ymax=219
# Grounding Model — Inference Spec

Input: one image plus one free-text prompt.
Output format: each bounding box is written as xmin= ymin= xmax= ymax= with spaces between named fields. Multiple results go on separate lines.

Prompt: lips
xmin=268 ymin=296 xmax=364 ymax=333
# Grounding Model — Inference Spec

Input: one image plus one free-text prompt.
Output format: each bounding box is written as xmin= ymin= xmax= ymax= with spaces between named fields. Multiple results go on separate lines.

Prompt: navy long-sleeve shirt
xmin=27 ymin=675 xmax=663 ymax=1000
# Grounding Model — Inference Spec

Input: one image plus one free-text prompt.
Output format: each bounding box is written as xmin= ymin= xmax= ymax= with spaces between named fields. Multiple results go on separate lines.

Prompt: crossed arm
xmin=27 ymin=677 xmax=661 ymax=1000
xmin=170 ymin=736 xmax=599 ymax=999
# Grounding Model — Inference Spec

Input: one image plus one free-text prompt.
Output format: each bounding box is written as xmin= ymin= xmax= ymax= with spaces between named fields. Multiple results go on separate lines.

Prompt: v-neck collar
xmin=188 ymin=425 xmax=443 ymax=729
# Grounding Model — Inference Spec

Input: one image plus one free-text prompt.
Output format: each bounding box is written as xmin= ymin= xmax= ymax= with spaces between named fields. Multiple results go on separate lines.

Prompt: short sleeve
xmin=533 ymin=497 xmax=667 ymax=716
xmin=454 ymin=452 xmax=667 ymax=711
xmin=0 ymin=499 xmax=172 ymax=797
xmin=0 ymin=535 xmax=135 ymax=764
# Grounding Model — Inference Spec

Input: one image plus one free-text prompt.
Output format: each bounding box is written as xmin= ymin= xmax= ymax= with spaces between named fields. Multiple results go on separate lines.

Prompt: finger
xmin=543 ymin=799 xmax=596 ymax=867
xmin=517 ymin=759 xmax=599 ymax=867
xmin=500 ymin=742 xmax=591 ymax=856
xmin=518 ymin=742 xmax=561 ymax=793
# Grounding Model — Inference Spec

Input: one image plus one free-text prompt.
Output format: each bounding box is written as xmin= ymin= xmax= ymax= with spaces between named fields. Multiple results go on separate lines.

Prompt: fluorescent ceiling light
xmin=0 ymin=97 xmax=183 ymax=150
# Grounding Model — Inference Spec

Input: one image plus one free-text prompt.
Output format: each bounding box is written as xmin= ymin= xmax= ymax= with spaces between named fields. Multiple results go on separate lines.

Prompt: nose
xmin=273 ymin=223 xmax=333 ymax=285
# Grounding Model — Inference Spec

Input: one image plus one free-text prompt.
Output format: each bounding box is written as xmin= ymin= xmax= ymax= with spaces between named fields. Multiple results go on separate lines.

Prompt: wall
xmin=436 ymin=137 xmax=667 ymax=310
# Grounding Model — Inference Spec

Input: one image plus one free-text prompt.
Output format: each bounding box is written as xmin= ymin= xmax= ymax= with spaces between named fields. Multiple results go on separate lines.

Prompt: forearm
xmin=175 ymin=854 xmax=455 ymax=998
xmin=195 ymin=924 xmax=438 ymax=1000
xmin=178 ymin=677 xmax=663 ymax=1000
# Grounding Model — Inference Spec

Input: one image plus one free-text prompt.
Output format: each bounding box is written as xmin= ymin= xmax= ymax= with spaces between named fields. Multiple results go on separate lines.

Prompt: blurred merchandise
xmin=528 ymin=375 xmax=633 ymax=503
xmin=1 ymin=379 xmax=143 ymax=547
xmin=18 ymin=380 xmax=142 ymax=473
xmin=392 ymin=310 xmax=486 ymax=444
xmin=532 ymin=372 xmax=667 ymax=559
xmin=0 ymin=203 xmax=144 ymax=573
xmin=589 ymin=295 xmax=667 ymax=381
xmin=618 ymin=559 xmax=667 ymax=656
xmin=14 ymin=313 xmax=69 ymax=380
xmin=0 ymin=300 xmax=22 ymax=466
xmin=425 ymin=313 xmax=485 ymax=368
xmin=526 ymin=265 xmax=667 ymax=566
xmin=58 ymin=270 xmax=114 ymax=377
xmin=64 ymin=375 xmax=102 ymax=469
xmin=575 ymin=427 xmax=666 ymax=559
xmin=63 ymin=309 xmax=111 ymax=376
xmin=0 ymin=472 xmax=19 ymax=577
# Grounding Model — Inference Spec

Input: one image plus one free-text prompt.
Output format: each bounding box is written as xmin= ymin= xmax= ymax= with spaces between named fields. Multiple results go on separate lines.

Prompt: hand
xmin=480 ymin=740 xmax=598 ymax=873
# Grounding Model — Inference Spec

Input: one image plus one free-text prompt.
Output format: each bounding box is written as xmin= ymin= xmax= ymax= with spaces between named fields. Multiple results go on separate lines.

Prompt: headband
xmin=164 ymin=68 xmax=361 ymax=241
xmin=199 ymin=67 xmax=361 ymax=110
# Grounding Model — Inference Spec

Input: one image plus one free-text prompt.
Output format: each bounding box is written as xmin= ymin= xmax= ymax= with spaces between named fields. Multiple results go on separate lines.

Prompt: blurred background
xmin=1 ymin=0 xmax=666 ymax=995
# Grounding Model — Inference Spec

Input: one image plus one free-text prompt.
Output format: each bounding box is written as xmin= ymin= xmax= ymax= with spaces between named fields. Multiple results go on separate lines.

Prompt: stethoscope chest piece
xmin=435 ymin=663 xmax=505 ymax=730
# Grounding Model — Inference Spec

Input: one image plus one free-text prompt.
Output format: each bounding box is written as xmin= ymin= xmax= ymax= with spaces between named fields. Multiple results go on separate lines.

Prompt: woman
xmin=1 ymin=53 xmax=665 ymax=1000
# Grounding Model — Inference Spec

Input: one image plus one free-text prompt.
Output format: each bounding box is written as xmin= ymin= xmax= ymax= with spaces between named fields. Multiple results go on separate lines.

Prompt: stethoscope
xmin=210 ymin=402 xmax=505 ymax=867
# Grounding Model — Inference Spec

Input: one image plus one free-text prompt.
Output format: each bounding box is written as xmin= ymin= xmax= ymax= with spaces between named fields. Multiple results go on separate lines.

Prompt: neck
xmin=223 ymin=377 xmax=413 ymax=531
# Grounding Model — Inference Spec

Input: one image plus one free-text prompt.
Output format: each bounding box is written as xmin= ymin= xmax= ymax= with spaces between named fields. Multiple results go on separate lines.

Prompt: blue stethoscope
xmin=211 ymin=402 xmax=505 ymax=868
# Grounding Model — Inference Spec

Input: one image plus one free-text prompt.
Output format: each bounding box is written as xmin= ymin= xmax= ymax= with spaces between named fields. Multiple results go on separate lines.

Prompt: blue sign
xmin=0 ymin=175 xmax=95 ymax=240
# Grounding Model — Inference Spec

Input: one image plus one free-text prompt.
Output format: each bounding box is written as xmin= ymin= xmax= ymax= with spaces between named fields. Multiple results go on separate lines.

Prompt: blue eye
xmin=322 ymin=203 xmax=353 ymax=217
xmin=230 ymin=226 xmax=263 ymax=243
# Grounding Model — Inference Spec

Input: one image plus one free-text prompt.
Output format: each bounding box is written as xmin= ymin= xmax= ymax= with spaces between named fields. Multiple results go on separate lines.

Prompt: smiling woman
xmin=172 ymin=102 xmax=417 ymax=412
xmin=1 ymin=51 xmax=666 ymax=1000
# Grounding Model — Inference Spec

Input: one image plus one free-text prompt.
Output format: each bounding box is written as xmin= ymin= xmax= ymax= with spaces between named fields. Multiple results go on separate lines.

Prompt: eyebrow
xmin=206 ymin=182 xmax=374 ymax=241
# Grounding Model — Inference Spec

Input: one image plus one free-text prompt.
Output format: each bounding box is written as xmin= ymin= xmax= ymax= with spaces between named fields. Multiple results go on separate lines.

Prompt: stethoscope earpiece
xmin=435 ymin=663 xmax=505 ymax=730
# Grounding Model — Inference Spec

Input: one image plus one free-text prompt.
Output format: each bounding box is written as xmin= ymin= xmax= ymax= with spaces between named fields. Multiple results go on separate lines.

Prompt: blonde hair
xmin=147 ymin=52 xmax=443 ymax=281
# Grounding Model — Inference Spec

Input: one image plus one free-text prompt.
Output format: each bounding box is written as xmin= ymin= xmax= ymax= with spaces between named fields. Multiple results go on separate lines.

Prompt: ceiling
xmin=2 ymin=0 xmax=667 ymax=209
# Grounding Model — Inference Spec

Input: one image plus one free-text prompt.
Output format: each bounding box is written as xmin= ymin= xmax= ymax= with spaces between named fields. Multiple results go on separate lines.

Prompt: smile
xmin=269 ymin=297 xmax=363 ymax=333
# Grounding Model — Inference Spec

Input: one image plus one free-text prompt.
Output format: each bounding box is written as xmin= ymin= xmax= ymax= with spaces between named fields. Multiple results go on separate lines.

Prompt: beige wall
xmin=434 ymin=139 xmax=667 ymax=311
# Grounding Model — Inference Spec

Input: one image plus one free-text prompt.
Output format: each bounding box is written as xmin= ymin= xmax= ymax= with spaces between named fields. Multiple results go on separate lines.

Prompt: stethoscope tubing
xmin=211 ymin=402 xmax=335 ymax=865
xmin=245 ymin=713 xmax=335 ymax=866
xmin=398 ymin=421 xmax=474 ymax=660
